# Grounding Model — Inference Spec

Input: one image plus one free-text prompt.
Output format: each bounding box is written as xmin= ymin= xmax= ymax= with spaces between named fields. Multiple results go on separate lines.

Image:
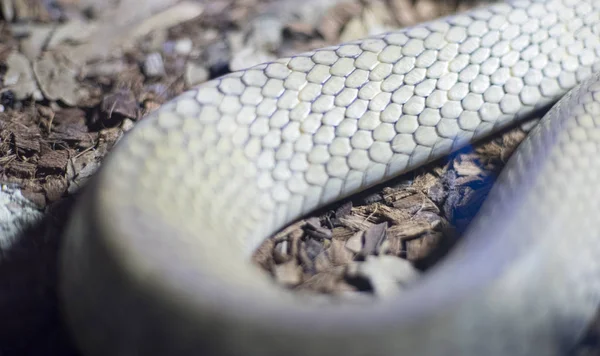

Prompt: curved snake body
xmin=60 ymin=0 xmax=600 ymax=355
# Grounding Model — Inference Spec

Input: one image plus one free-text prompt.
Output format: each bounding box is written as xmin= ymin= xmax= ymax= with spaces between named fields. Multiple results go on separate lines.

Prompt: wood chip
xmin=329 ymin=237 xmax=355 ymax=265
xmin=252 ymin=234 xmax=276 ymax=272
xmin=273 ymin=239 xmax=291 ymax=264
xmin=296 ymin=266 xmax=352 ymax=294
xmin=38 ymin=150 xmax=68 ymax=172
xmin=13 ymin=130 xmax=41 ymax=154
xmin=334 ymin=201 xmax=352 ymax=220
xmin=454 ymin=157 xmax=484 ymax=176
xmin=317 ymin=1 xmax=362 ymax=42
xmin=304 ymin=217 xmax=332 ymax=240
xmin=314 ymin=250 xmax=333 ymax=273
xmin=405 ymin=232 xmax=445 ymax=263
xmin=344 ymin=231 xmax=363 ymax=254
xmin=101 ymin=90 xmax=139 ymax=120
xmin=274 ymin=260 xmax=302 ymax=286
xmin=359 ymin=222 xmax=387 ymax=257
xmin=7 ymin=161 xmax=36 ymax=178
xmin=388 ymin=192 xmax=439 ymax=215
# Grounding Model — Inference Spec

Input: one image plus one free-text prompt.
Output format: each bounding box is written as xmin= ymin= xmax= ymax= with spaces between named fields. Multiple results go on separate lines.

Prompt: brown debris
xmin=359 ymin=222 xmax=387 ymax=257
xmin=314 ymin=250 xmax=334 ymax=273
xmin=252 ymin=233 xmax=277 ymax=272
xmin=328 ymin=238 xmax=355 ymax=266
xmin=344 ymin=232 xmax=363 ymax=254
xmin=12 ymin=128 xmax=41 ymax=154
xmin=6 ymin=160 xmax=36 ymax=178
xmin=317 ymin=1 xmax=363 ymax=42
xmin=101 ymin=89 xmax=140 ymax=121
xmin=38 ymin=150 xmax=68 ymax=172
xmin=385 ymin=191 xmax=439 ymax=215
xmin=304 ymin=217 xmax=333 ymax=240
xmin=405 ymin=232 xmax=444 ymax=263
xmin=274 ymin=260 xmax=303 ymax=286
xmin=296 ymin=266 xmax=355 ymax=294
xmin=48 ymin=108 xmax=96 ymax=147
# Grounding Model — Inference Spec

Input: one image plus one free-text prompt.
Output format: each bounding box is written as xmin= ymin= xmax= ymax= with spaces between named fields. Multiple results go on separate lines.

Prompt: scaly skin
xmin=60 ymin=0 xmax=600 ymax=355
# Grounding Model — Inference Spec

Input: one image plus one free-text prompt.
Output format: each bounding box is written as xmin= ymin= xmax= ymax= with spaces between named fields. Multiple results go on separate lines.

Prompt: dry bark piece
xmin=338 ymin=212 xmax=375 ymax=231
xmin=303 ymin=237 xmax=325 ymax=262
xmin=388 ymin=192 xmax=439 ymax=215
xmin=328 ymin=237 xmax=355 ymax=265
xmin=317 ymin=0 xmax=363 ymax=42
xmin=304 ymin=217 xmax=332 ymax=240
xmin=359 ymin=222 xmax=387 ymax=257
xmin=500 ymin=126 xmax=531 ymax=161
xmin=443 ymin=169 xmax=493 ymax=231
xmin=427 ymin=181 xmax=447 ymax=205
xmin=48 ymin=108 xmax=96 ymax=146
xmin=338 ymin=1 xmax=393 ymax=42
xmin=454 ymin=156 xmax=484 ymax=176
xmin=314 ymin=250 xmax=333 ymax=273
xmin=299 ymin=240 xmax=315 ymax=271
xmin=296 ymin=266 xmax=352 ymax=294
xmin=330 ymin=226 xmax=355 ymax=240
xmin=12 ymin=129 xmax=41 ymax=154
xmin=388 ymin=0 xmax=422 ymax=25
xmin=334 ymin=201 xmax=352 ymax=220
xmin=357 ymin=204 xmax=406 ymax=226
xmin=252 ymin=235 xmax=276 ymax=272
xmin=387 ymin=220 xmax=431 ymax=241
xmin=101 ymin=90 xmax=139 ymax=121
xmin=274 ymin=260 xmax=302 ymax=286
xmin=405 ymin=232 xmax=444 ymax=262
xmin=412 ymin=171 xmax=440 ymax=192
xmin=38 ymin=150 xmax=68 ymax=172
xmin=345 ymin=231 xmax=363 ymax=254
xmin=273 ymin=239 xmax=291 ymax=264
xmin=382 ymin=187 xmax=413 ymax=204
xmin=287 ymin=229 xmax=303 ymax=260
xmin=7 ymin=161 xmax=36 ymax=178
xmin=285 ymin=21 xmax=315 ymax=39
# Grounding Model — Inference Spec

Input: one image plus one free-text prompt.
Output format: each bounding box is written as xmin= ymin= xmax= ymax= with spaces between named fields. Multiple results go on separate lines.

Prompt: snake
xmin=58 ymin=0 xmax=600 ymax=355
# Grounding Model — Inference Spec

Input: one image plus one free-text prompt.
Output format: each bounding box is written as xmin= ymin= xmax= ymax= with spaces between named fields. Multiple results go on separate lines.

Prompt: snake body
xmin=60 ymin=0 xmax=600 ymax=355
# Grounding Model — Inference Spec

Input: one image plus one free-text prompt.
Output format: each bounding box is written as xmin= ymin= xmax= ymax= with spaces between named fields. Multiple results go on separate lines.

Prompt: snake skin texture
xmin=59 ymin=0 xmax=600 ymax=355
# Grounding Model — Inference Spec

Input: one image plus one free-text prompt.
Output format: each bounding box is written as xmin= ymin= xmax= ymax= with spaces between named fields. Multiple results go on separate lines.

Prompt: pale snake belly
xmin=59 ymin=0 xmax=600 ymax=355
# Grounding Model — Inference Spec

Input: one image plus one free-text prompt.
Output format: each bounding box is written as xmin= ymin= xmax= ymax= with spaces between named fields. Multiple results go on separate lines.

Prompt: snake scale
xmin=59 ymin=0 xmax=600 ymax=355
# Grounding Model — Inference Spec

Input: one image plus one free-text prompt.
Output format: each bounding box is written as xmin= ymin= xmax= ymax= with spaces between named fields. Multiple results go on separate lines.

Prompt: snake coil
xmin=61 ymin=0 xmax=600 ymax=355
